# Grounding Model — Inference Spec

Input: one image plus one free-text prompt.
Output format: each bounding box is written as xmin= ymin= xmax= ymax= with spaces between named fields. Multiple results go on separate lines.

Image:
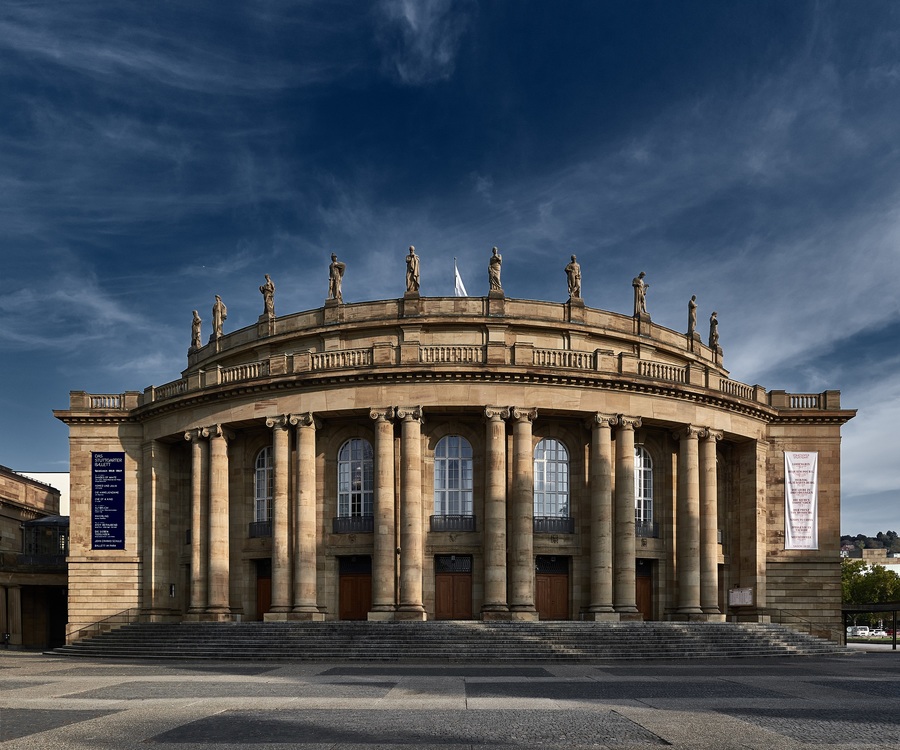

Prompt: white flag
xmin=454 ymin=259 xmax=468 ymax=297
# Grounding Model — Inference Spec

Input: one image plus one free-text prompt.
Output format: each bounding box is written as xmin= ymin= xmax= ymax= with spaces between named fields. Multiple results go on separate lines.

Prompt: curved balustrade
xmin=533 ymin=349 xmax=594 ymax=370
xmin=420 ymin=345 xmax=484 ymax=364
xmin=312 ymin=349 xmax=373 ymax=371
xmin=222 ymin=361 xmax=269 ymax=383
xmin=89 ymin=395 xmax=124 ymax=409
xmin=720 ymin=379 xmax=755 ymax=401
xmin=637 ymin=361 xmax=687 ymax=383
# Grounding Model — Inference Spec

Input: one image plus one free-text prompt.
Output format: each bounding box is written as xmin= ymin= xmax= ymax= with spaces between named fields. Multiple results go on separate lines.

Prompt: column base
xmin=263 ymin=612 xmax=290 ymax=622
xmin=509 ymin=609 xmax=539 ymax=622
xmin=196 ymin=612 xmax=238 ymax=623
xmin=394 ymin=608 xmax=428 ymax=621
xmin=582 ymin=611 xmax=620 ymax=622
xmin=481 ymin=605 xmax=511 ymax=621
xmin=287 ymin=611 xmax=326 ymax=621
xmin=669 ymin=611 xmax=711 ymax=622
xmin=367 ymin=610 xmax=397 ymax=621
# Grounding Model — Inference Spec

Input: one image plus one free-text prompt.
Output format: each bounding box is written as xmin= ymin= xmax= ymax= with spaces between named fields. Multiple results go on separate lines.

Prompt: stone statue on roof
xmin=328 ymin=253 xmax=346 ymax=303
xmin=406 ymin=246 xmax=420 ymax=293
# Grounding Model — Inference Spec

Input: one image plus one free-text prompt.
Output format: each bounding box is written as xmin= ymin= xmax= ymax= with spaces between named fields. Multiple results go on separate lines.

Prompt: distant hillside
xmin=841 ymin=531 xmax=900 ymax=553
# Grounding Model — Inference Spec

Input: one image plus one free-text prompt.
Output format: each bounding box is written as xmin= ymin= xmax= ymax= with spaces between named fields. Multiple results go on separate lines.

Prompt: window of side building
xmin=433 ymin=435 xmax=473 ymax=516
xmin=634 ymin=445 xmax=654 ymax=536
xmin=337 ymin=438 xmax=374 ymax=518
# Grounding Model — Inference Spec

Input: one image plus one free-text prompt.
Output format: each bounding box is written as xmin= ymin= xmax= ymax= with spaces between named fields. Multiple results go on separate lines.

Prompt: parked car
xmin=870 ymin=629 xmax=888 ymax=638
xmin=848 ymin=626 xmax=870 ymax=637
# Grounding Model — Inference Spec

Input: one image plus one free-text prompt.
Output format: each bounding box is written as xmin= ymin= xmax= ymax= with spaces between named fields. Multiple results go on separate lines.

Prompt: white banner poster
xmin=784 ymin=451 xmax=818 ymax=550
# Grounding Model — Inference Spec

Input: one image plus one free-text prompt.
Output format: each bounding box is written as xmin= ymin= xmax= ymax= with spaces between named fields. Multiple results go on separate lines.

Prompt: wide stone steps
xmin=51 ymin=621 xmax=849 ymax=661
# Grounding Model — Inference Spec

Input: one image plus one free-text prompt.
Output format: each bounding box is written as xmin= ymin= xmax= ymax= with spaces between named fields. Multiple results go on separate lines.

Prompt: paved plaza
xmin=1 ymin=649 xmax=899 ymax=749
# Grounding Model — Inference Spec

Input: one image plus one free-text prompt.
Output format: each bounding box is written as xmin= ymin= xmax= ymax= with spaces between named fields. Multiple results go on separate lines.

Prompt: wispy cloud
xmin=375 ymin=0 xmax=474 ymax=85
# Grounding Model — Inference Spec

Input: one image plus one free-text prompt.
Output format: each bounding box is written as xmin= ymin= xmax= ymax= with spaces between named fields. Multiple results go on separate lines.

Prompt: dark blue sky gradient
xmin=1 ymin=1 xmax=897 ymax=533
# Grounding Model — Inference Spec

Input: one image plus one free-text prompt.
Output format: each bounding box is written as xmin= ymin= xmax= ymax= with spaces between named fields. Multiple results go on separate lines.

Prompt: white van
xmin=848 ymin=626 xmax=870 ymax=637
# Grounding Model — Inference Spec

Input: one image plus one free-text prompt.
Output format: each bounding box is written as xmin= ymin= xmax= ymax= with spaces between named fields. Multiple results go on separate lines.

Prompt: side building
xmin=54 ymin=292 xmax=854 ymax=642
xmin=0 ymin=465 xmax=68 ymax=648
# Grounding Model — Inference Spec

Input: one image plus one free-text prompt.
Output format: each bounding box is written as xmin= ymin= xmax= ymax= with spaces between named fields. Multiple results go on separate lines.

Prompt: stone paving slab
xmin=2 ymin=651 xmax=900 ymax=749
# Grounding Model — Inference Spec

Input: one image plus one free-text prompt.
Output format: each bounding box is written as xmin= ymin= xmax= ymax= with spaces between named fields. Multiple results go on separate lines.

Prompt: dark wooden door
xmin=256 ymin=577 xmax=272 ymax=620
xmin=635 ymin=576 xmax=652 ymax=621
xmin=435 ymin=573 xmax=473 ymax=619
xmin=339 ymin=574 xmax=372 ymax=620
xmin=535 ymin=573 xmax=569 ymax=620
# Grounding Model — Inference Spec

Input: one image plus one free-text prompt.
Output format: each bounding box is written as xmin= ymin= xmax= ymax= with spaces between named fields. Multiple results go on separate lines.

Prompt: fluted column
xmin=675 ymin=424 xmax=704 ymax=616
xmin=203 ymin=424 xmax=231 ymax=617
xmin=509 ymin=407 xmax=538 ymax=619
xmin=369 ymin=408 xmax=397 ymax=618
xmin=290 ymin=412 xmax=323 ymax=618
xmin=396 ymin=406 xmax=426 ymax=619
xmin=185 ymin=429 xmax=208 ymax=615
xmin=266 ymin=415 xmax=291 ymax=616
xmin=586 ymin=412 xmax=618 ymax=619
xmin=700 ymin=428 xmax=723 ymax=617
xmin=614 ymin=415 xmax=641 ymax=616
xmin=482 ymin=406 xmax=510 ymax=618
xmin=141 ymin=439 xmax=171 ymax=618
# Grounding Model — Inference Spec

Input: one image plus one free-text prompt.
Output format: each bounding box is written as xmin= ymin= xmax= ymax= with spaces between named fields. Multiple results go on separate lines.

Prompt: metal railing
xmin=430 ymin=514 xmax=476 ymax=532
xmin=533 ymin=516 xmax=575 ymax=534
xmin=332 ymin=515 xmax=374 ymax=534
xmin=67 ymin=607 xmax=142 ymax=643
xmin=762 ymin=607 xmax=846 ymax=644
xmin=248 ymin=521 xmax=272 ymax=538
xmin=635 ymin=521 xmax=659 ymax=538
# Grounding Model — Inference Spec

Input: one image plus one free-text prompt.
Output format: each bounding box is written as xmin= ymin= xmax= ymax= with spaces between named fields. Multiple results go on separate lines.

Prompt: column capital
xmin=587 ymin=412 xmax=618 ymax=430
xmin=701 ymin=427 xmax=724 ymax=442
xmin=510 ymin=406 xmax=537 ymax=423
xmin=201 ymin=423 xmax=233 ymax=441
xmin=396 ymin=405 xmax=423 ymax=422
xmin=265 ymin=414 xmax=290 ymax=430
xmin=617 ymin=415 xmax=642 ymax=431
xmin=289 ymin=412 xmax=320 ymax=430
xmin=484 ymin=406 xmax=510 ymax=421
xmin=369 ymin=407 xmax=395 ymax=423
xmin=673 ymin=424 xmax=704 ymax=441
xmin=184 ymin=427 xmax=203 ymax=442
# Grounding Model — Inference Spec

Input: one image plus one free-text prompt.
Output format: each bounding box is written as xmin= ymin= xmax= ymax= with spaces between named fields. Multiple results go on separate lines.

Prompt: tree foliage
xmin=841 ymin=558 xmax=900 ymax=605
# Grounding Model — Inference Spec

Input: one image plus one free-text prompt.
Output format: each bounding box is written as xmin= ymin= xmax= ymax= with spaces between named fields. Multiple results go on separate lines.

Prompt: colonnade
xmin=177 ymin=409 xmax=723 ymax=622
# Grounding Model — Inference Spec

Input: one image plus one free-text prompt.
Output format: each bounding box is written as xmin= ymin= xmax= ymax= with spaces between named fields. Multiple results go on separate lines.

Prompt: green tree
xmin=842 ymin=558 xmax=900 ymax=605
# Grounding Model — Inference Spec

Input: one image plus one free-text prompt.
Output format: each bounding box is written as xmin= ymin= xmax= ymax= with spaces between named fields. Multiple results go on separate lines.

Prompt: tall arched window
xmin=434 ymin=435 xmax=473 ymax=515
xmin=254 ymin=446 xmax=273 ymax=523
xmin=534 ymin=438 xmax=569 ymax=517
xmin=337 ymin=438 xmax=374 ymax=517
xmin=634 ymin=445 xmax=653 ymax=529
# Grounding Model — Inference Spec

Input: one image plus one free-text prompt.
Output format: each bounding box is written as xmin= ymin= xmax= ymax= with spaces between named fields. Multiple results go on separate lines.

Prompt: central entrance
xmin=338 ymin=556 xmax=372 ymax=620
xmin=535 ymin=555 xmax=569 ymax=620
xmin=434 ymin=555 xmax=473 ymax=619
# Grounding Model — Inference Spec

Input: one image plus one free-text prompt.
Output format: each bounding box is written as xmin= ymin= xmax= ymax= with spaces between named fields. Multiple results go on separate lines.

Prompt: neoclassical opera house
xmin=56 ymin=257 xmax=855 ymax=642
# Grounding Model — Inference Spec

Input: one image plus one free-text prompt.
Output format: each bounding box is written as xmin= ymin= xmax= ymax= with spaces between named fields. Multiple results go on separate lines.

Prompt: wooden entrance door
xmin=256 ymin=559 xmax=272 ymax=621
xmin=535 ymin=556 xmax=569 ymax=620
xmin=635 ymin=558 xmax=652 ymax=621
xmin=435 ymin=573 xmax=473 ymax=619
xmin=434 ymin=555 xmax=473 ymax=620
xmin=338 ymin=556 xmax=372 ymax=620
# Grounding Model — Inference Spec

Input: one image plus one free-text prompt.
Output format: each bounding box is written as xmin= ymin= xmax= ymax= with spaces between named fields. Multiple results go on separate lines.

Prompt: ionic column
xmin=203 ymin=424 xmax=231 ymax=616
xmin=614 ymin=415 xmax=641 ymax=615
xmin=509 ymin=407 xmax=538 ymax=619
xmin=184 ymin=429 xmax=208 ymax=614
xmin=290 ymin=412 xmax=322 ymax=618
xmin=396 ymin=406 xmax=426 ymax=618
xmin=586 ymin=413 xmax=617 ymax=619
xmin=266 ymin=416 xmax=291 ymax=616
xmin=675 ymin=425 xmax=704 ymax=616
xmin=482 ymin=407 xmax=510 ymax=617
xmin=700 ymin=428 xmax=723 ymax=617
xmin=141 ymin=439 xmax=171 ymax=617
xmin=369 ymin=408 xmax=397 ymax=617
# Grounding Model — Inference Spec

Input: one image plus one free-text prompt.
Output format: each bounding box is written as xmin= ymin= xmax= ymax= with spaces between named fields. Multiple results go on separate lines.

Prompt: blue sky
xmin=1 ymin=1 xmax=897 ymax=534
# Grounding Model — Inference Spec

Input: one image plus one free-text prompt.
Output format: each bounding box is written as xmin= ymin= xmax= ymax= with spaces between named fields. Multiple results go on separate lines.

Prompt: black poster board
xmin=92 ymin=451 xmax=125 ymax=550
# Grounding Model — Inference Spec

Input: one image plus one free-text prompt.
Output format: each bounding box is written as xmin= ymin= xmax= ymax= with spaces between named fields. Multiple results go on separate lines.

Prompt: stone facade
xmin=55 ymin=295 xmax=855 ymax=642
xmin=0 ymin=465 xmax=67 ymax=648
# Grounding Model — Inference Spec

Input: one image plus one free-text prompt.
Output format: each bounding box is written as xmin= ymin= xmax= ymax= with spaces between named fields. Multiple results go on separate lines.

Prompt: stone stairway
xmin=51 ymin=620 xmax=850 ymax=661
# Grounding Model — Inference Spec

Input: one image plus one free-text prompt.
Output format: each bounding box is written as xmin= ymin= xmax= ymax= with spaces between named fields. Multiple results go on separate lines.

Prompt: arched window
xmin=337 ymin=438 xmax=374 ymax=517
xmin=634 ymin=445 xmax=653 ymax=528
xmin=254 ymin=446 xmax=273 ymax=523
xmin=534 ymin=438 xmax=569 ymax=517
xmin=434 ymin=435 xmax=473 ymax=516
